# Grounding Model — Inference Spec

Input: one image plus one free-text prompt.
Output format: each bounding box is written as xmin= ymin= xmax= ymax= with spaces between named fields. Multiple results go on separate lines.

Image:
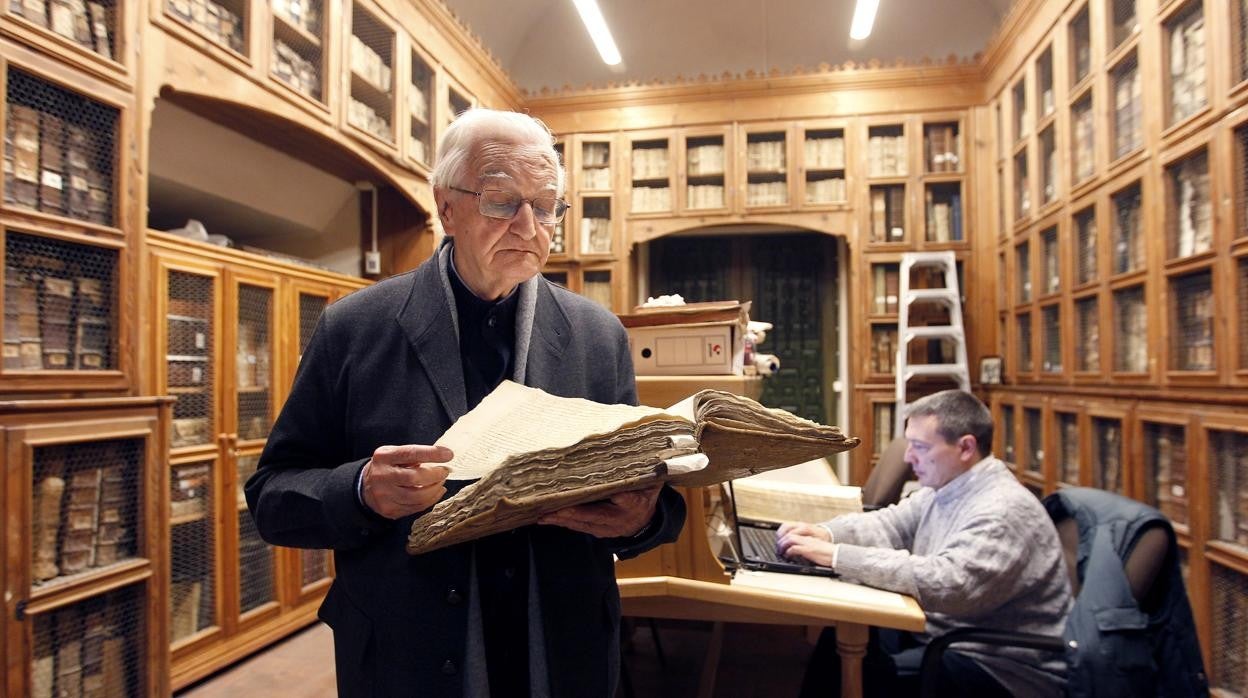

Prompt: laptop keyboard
xmin=740 ymin=525 xmax=785 ymax=563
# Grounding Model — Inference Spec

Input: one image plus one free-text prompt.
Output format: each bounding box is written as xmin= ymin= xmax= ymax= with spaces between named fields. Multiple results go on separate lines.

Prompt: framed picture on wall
xmin=980 ymin=356 xmax=1003 ymax=385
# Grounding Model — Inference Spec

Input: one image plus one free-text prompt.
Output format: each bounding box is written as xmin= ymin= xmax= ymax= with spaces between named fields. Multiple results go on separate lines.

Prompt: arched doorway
xmin=643 ymin=228 xmax=846 ymax=456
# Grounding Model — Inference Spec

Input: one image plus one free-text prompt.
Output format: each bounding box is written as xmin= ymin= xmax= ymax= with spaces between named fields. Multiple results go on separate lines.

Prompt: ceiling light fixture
xmin=850 ymin=0 xmax=880 ymax=40
xmin=572 ymin=0 xmax=622 ymax=66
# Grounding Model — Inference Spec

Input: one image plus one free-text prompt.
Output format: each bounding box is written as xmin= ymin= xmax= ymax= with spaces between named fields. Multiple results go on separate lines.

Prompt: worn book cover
xmin=406 ymin=381 xmax=859 ymax=554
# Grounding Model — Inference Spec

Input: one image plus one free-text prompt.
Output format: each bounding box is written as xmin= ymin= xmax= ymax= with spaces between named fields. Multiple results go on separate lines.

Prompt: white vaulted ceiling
xmin=440 ymin=0 xmax=1018 ymax=96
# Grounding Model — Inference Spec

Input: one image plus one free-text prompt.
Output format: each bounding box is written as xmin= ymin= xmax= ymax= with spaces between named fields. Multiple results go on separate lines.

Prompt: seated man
xmin=779 ymin=389 xmax=1071 ymax=698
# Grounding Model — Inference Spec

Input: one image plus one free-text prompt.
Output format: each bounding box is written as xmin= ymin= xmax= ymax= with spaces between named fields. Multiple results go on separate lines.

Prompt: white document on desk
xmin=732 ymin=569 xmax=909 ymax=610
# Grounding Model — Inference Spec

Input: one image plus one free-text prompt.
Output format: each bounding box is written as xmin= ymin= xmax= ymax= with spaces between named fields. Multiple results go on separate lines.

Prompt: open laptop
xmin=719 ymin=481 xmax=838 ymax=578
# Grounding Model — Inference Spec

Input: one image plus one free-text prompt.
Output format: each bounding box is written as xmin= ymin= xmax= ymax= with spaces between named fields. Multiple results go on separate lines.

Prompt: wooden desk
xmin=618 ymin=573 xmax=925 ymax=698
xmin=623 ymin=373 xmax=918 ymax=698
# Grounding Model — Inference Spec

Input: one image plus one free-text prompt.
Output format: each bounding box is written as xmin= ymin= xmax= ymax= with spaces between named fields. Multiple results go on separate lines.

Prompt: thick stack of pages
xmin=406 ymin=381 xmax=858 ymax=554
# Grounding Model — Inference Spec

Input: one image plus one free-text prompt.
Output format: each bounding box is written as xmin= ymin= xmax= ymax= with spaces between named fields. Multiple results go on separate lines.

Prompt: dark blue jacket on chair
xmin=1044 ymin=488 xmax=1208 ymax=698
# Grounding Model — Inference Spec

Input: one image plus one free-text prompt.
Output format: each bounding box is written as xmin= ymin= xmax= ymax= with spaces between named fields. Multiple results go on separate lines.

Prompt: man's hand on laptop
xmin=776 ymin=522 xmax=835 ymax=567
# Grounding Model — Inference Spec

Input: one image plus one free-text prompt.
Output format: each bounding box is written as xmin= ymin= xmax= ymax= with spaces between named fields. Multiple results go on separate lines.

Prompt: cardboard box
xmin=619 ymin=300 xmax=749 ymax=376
xmin=627 ymin=321 xmax=743 ymax=376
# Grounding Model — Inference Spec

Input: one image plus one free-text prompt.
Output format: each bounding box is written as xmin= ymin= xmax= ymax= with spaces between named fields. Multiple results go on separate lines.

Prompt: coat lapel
xmin=522 ymin=282 xmax=571 ymax=392
xmin=395 ymin=256 xmax=468 ymax=422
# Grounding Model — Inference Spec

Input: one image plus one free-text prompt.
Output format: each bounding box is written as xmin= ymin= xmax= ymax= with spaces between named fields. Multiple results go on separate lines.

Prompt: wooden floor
xmin=176 ymin=618 xmax=813 ymax=697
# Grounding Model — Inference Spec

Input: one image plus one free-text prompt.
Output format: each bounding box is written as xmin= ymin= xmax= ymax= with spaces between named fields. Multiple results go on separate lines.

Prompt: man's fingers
xmin=372 ymin=444 xmax=454 ymax=466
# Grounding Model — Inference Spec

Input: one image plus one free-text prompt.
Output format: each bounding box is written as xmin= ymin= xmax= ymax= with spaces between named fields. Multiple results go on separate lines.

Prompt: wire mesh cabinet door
xmin=1 ymin=398 xmax=171 ymax=698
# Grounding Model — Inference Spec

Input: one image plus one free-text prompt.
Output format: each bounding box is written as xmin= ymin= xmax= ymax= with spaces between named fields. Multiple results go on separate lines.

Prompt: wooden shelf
xmin=350 ymin=70 xmax=391 ymax=109
xmin=272 ymin=11 xmax=321 ymax=51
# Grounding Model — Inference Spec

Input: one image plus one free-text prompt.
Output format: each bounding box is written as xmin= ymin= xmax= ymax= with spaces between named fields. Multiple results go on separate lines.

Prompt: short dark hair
xmin=905 ymin=390 xmax=993 ymax=458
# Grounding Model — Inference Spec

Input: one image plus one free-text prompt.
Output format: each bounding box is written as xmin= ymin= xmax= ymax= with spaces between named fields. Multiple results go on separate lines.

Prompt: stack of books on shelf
xmin=1116 ymin=292 xmax=1148 ymax=372
xmin=746 ymin=181 xmax=787 ymax=206
xmin=4 ymin=102 xmax=111 ymax=225
xmin=272 ymin=42 xmax=320 ymax=100
xmin=745 ymin=139 xmax=785 ymax=172
xmin=33 ymin=598 xmax=133 ymax=698
xmin=12 ymin=0 xmax=113 ymax=58
xmin=868 ymin=132 xmax=906 ymax=177
xmin=1077 ymin=299 xmax=1099 ymax=370
xmin=924 ymin=189 xmax=961 ymax=242
xmin=1114 ymin=66 xmax=1141 ymax=157
xmin=870 ymin=187 xmax=905 ymax=242
xmin=579 ymin=216 xmax=612 ymax=255
xmin=1073 ymin=104 xmax=1094 ymax=182
xmin=686 ymin=184 xmax=724 ymax=209
xmin=349 ymin=34 xmax=391 ymax=92
xmin=167 ymin=0 xmax=244 ymax=53
xmin=804 ymin=136 xmax=844 ymax=169
xmin=631 ymin=146 xmax=668 ymax=179
xmin=170 ymin=463 xmax=211 ymax=520
xmin=582 ymin=142 xmax=610 ymax=168
xmin=805 ymin=177 xmax=845 ymax=204
xmin=1168 ymin=12 xmax=1206 ymax=122
xmin=873 ymin=404 xmax=894 ymax=454
xmin=1176 ymin=280 xmax=1213 ymax=371
xmin=33 ymin=445 xmax=133 ymax=585
xmin=686 ymin=143 xmax=724 ymax=176
xmin=581 ymin=166 xmax=611 ymax=191
xmin=1175 ymin=162 xmax=1212 ymax=257
xmin=273 ymin=0 xmax=320 ymax=34
xmin=170 ymin=579 xmax=205 ymax=641
xmin=5 ymin=104 xmax=41 ymax=211
xmin=4 ymin=266 xmax=41 ymax=369
xmin=631 ymin=186 xmax=670 ymax=213
xmin=1014 ymin=160 xmax=1031 ymax=217
xmin=1212 ymin=434 xmax=1248 ymax=547
xmin=1151 ymin=431 xmax=1188 ymax=525
xmin=872 ymin=265 xmax=899 ymax=314
xmin=925 ymin=125 xmax=959 ymax=172
xmin=348 ymin=99 xmax=390 ymax=141
xmin=872 ymin=326 xmax=896 ymax=373
xmin=38 ymin=276 xmax=72 ymax=369
xmin=408 ymin=83 xmax=429 ymax=123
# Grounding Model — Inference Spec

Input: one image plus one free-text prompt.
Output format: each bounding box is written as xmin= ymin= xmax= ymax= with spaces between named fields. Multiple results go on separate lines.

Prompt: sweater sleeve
xmin=823 ymin=490 xmax=927 ymax=550
xmin=833 ymin=509 xmax=1039 ymax=618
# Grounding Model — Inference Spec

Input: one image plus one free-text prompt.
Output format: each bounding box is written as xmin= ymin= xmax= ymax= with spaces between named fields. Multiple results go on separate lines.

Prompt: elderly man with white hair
xmin=247 ymin=108 xmax=686 ymax=698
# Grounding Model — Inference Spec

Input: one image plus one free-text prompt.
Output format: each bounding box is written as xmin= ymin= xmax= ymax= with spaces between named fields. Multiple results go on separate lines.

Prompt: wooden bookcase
xmin=146 ymin=231 xmax=366 ymax=689
xmin=1 ymin=397 xmax=172 ymax=698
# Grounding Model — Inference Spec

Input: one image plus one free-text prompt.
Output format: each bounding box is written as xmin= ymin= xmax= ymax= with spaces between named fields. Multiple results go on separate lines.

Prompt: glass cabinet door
xmin=233 ymin=449 xmax=277 ymax=619
xmin=231 ymin=276 xmax=277 ymax=445
xmin=743 ymin=126 xmax=789 ymax=208
xmin=628 ymin=135 xmax=673 ymax=215
xmin=159 ymin=259 xmax=221 ymax=453
xmin=682 ymin=129 xmax=730 ymax=213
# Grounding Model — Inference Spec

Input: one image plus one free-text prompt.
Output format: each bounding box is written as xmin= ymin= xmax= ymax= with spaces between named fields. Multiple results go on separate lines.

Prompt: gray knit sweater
xmin=823 ymin=456 xmax=1072 ymax=697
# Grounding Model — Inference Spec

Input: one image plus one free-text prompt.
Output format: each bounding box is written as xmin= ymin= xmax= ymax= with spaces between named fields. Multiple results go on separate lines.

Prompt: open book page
xmin=731 ymin=478 xmax=862 ymax=524
xmin=436 ymin=381 xmax=686 ymax=480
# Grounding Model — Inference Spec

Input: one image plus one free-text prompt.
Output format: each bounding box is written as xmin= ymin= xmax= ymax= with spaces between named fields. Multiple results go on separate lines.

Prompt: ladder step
xmin=903 ymin=289 xmax=960 ymax=305
xmin=899 ymin=251 xmax=958 ymax=268
xmin=902 ymin=326 xmax=964 ymax=342
xmin=903 ymin=364 xmax=970 ymax=379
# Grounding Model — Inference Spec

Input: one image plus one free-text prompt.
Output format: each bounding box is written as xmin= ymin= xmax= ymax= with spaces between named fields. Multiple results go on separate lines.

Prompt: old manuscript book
xmin=406 ymin=381 xmax=859 ymax=554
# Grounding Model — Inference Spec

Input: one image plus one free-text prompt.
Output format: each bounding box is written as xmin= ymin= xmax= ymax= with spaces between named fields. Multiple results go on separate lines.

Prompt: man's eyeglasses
xmin=448 ymin=186 xmax=569 ymax=225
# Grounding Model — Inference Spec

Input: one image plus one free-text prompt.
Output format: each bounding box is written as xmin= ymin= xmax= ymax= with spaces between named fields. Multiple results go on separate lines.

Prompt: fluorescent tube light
xmin=572 ymin=0 xmax=622 ymax=66
xmin=850 ymin=0 xmax=880 ymax=40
